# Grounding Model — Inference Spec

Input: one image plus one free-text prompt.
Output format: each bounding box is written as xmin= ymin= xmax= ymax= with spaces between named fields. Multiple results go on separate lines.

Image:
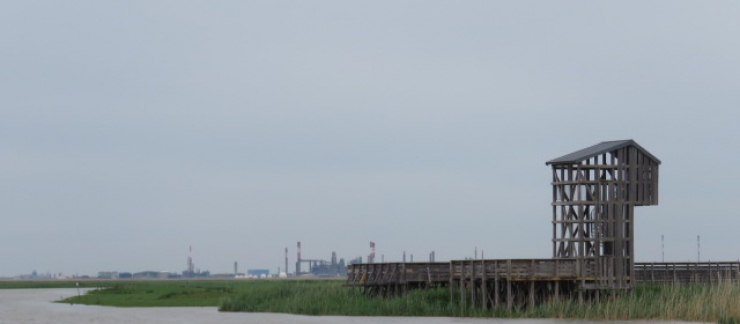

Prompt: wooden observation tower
xmin=348 ymin=139 xmax=738 ymax=306
xmin=546 ymin=140 xmax=660 ymax=290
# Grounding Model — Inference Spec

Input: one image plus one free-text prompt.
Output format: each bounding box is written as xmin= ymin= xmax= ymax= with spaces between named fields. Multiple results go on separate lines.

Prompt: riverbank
xmin=3 ymin=280 xmax=738 ymax=323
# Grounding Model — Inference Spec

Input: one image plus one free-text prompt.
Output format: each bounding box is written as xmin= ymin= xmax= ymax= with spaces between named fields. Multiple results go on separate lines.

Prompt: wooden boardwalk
xmin=346 ymin=260 xmax=740 ymax=308
xmin=347 ymin=259 xmax=598 ymax=308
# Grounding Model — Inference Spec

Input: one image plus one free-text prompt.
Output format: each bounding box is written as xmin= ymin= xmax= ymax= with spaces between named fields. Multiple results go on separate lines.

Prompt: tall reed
xmin=220 ymin=280 xmax=459 ymax=316
xmin=221 ymin=281 xmax=740 ymax=322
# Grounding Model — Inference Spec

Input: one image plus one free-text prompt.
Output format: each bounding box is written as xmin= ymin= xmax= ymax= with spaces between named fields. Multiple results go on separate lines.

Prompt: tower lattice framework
xmin=547 ymin=140 xmax=660 ymax=289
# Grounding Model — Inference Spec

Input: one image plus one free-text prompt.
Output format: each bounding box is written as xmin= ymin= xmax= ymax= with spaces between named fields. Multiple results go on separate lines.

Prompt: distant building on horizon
xmin=247 ymin=269 xmax=270 ymax=278
xmin=97 ymin=271 xmax=119 ymax=279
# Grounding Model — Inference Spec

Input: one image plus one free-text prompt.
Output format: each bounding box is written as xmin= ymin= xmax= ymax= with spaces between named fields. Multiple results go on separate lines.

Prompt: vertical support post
xmin=402 ymin=262 xmax=407 ymax=295
xmin=394 ymin=263 xmax=400 ymax=297
xmin=554 ymin=259 xmax=560 ymax=301
xmin=470 ymin=259 xmax=475 ymax=308
xmin=718 ymin=265 xmax=723 ymax=285
xmin=552 ymin=166 xmax=558 ymax=259
xmin=494 ymin=260 xmax=500 ymax=308
xmin=449 ymin=261 xmax=454 ymax=305
xmin=507 ymin=259 xmax=512 ymax=310
xmin=460 ymin=262 xmax=466 ymax=308
xmin=482 ymin=258 xmax=488 ymax=310
xmin=694 ymin=262 xmax=698 ymax=284
xmin=628 ymin=204 xmax=635 ymax=288
xmin=459 ymin=277 xmax=465 ymax=309
xmin=595 ymin=289 xmax=600 ymax=303
xmin=529 ymin=280 xmax=535 ymax=307
xmin=529 ymin=259 xmax=535 ymax=307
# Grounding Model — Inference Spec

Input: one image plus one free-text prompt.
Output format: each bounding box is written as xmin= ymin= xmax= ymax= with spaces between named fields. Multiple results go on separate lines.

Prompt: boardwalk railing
xmin=634 ymin=262 xmax=740 ymax=285
xmin=346 ymin=262 xmax=450 ymax=296
xmin=450 ymin=258 xmax=584 ymax=281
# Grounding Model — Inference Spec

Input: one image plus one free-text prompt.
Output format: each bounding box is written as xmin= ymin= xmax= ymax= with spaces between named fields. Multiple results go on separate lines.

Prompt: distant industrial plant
xmin=12 ymin=242 xmax=405 ymax=280
xmin=93 ymin=243 xmax=358 ymax=280
xmin=292 ymin=241 xmax=348 ymax=277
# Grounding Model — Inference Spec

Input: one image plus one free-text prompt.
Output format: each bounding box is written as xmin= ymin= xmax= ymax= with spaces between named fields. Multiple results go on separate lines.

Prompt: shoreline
xmin=1 ymin=288 xmax=705 ymax=324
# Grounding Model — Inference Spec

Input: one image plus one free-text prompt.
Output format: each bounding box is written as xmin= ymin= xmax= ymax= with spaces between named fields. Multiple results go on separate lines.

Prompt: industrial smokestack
xmin=368 ymin=241 xmax=376 ymax=263
xmin=187 ymin=245 xmax=194 ymax=275
xmin=296 ymin=241 xmax=302 ymax=275
xmin=285 ymin=247 xmax=289 ymax=275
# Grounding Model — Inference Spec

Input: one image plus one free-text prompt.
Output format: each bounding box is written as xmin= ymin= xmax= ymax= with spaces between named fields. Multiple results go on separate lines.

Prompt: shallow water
xmin=0 ymin=288 xmax=697 ymax=324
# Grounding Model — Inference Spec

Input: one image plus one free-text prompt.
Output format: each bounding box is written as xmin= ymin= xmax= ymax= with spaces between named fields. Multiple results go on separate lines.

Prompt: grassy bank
xmin=58 ymin=280 xmax=241 ymax=307
xmin=5 ymin=279 xmax=739 ymax=322
xmin=0 ymin=279 xmax=246 ymax=307
xmin=0 ymin=280 xmax=103 ymax=289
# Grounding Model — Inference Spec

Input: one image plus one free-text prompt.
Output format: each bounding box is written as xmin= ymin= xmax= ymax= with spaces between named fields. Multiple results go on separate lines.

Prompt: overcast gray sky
xmin=2 ymin=1 xmax=739 ymax=277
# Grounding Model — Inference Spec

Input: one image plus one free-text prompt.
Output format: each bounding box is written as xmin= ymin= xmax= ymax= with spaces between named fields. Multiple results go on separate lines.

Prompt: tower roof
xmin=546 ymin=140 xmax=661 ymax=165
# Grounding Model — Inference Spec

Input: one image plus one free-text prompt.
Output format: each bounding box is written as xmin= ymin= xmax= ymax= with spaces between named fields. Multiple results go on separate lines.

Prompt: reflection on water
xmin=0 ymin=288 xmax=695 ymax=324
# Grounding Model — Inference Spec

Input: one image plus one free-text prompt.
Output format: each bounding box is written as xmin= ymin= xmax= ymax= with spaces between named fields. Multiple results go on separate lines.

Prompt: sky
xmin=1 ymin=1 xmax=740 ymax=277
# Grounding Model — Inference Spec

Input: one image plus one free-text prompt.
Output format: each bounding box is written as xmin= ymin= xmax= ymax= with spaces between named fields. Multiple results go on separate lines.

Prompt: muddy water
xmin=0 ymin=288 xmax=694 ymax=324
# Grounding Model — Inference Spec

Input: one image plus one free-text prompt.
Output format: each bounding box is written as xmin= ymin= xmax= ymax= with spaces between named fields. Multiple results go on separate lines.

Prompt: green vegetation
xmin=0 ymin=280 xmax=241 ymax=307
xmin=0 ymin=280 xmax=96 ymax=289
xmin=521 ymin=284 xmax=740 ymax=322
xmin=4 ymin=279 xmax=740 ymax=322
xmin=219 ymin=280 xmax=457 ymax=316
xmin=220 ymin=281 xmax=740 ymax=322
xmin=60 ymin=280 xmax=237 ymax=307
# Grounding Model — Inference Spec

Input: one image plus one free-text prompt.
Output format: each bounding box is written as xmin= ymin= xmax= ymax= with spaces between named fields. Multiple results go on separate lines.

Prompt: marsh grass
xmin=57 ymin=280 xmax=238 ymax=307
xmin=220 ymin=281 xmax=459 ymax=316
xmin=222 ymin=281 xmax=740 ymax=321
xmin=484 ymin=284 xmax=740 ymax=322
